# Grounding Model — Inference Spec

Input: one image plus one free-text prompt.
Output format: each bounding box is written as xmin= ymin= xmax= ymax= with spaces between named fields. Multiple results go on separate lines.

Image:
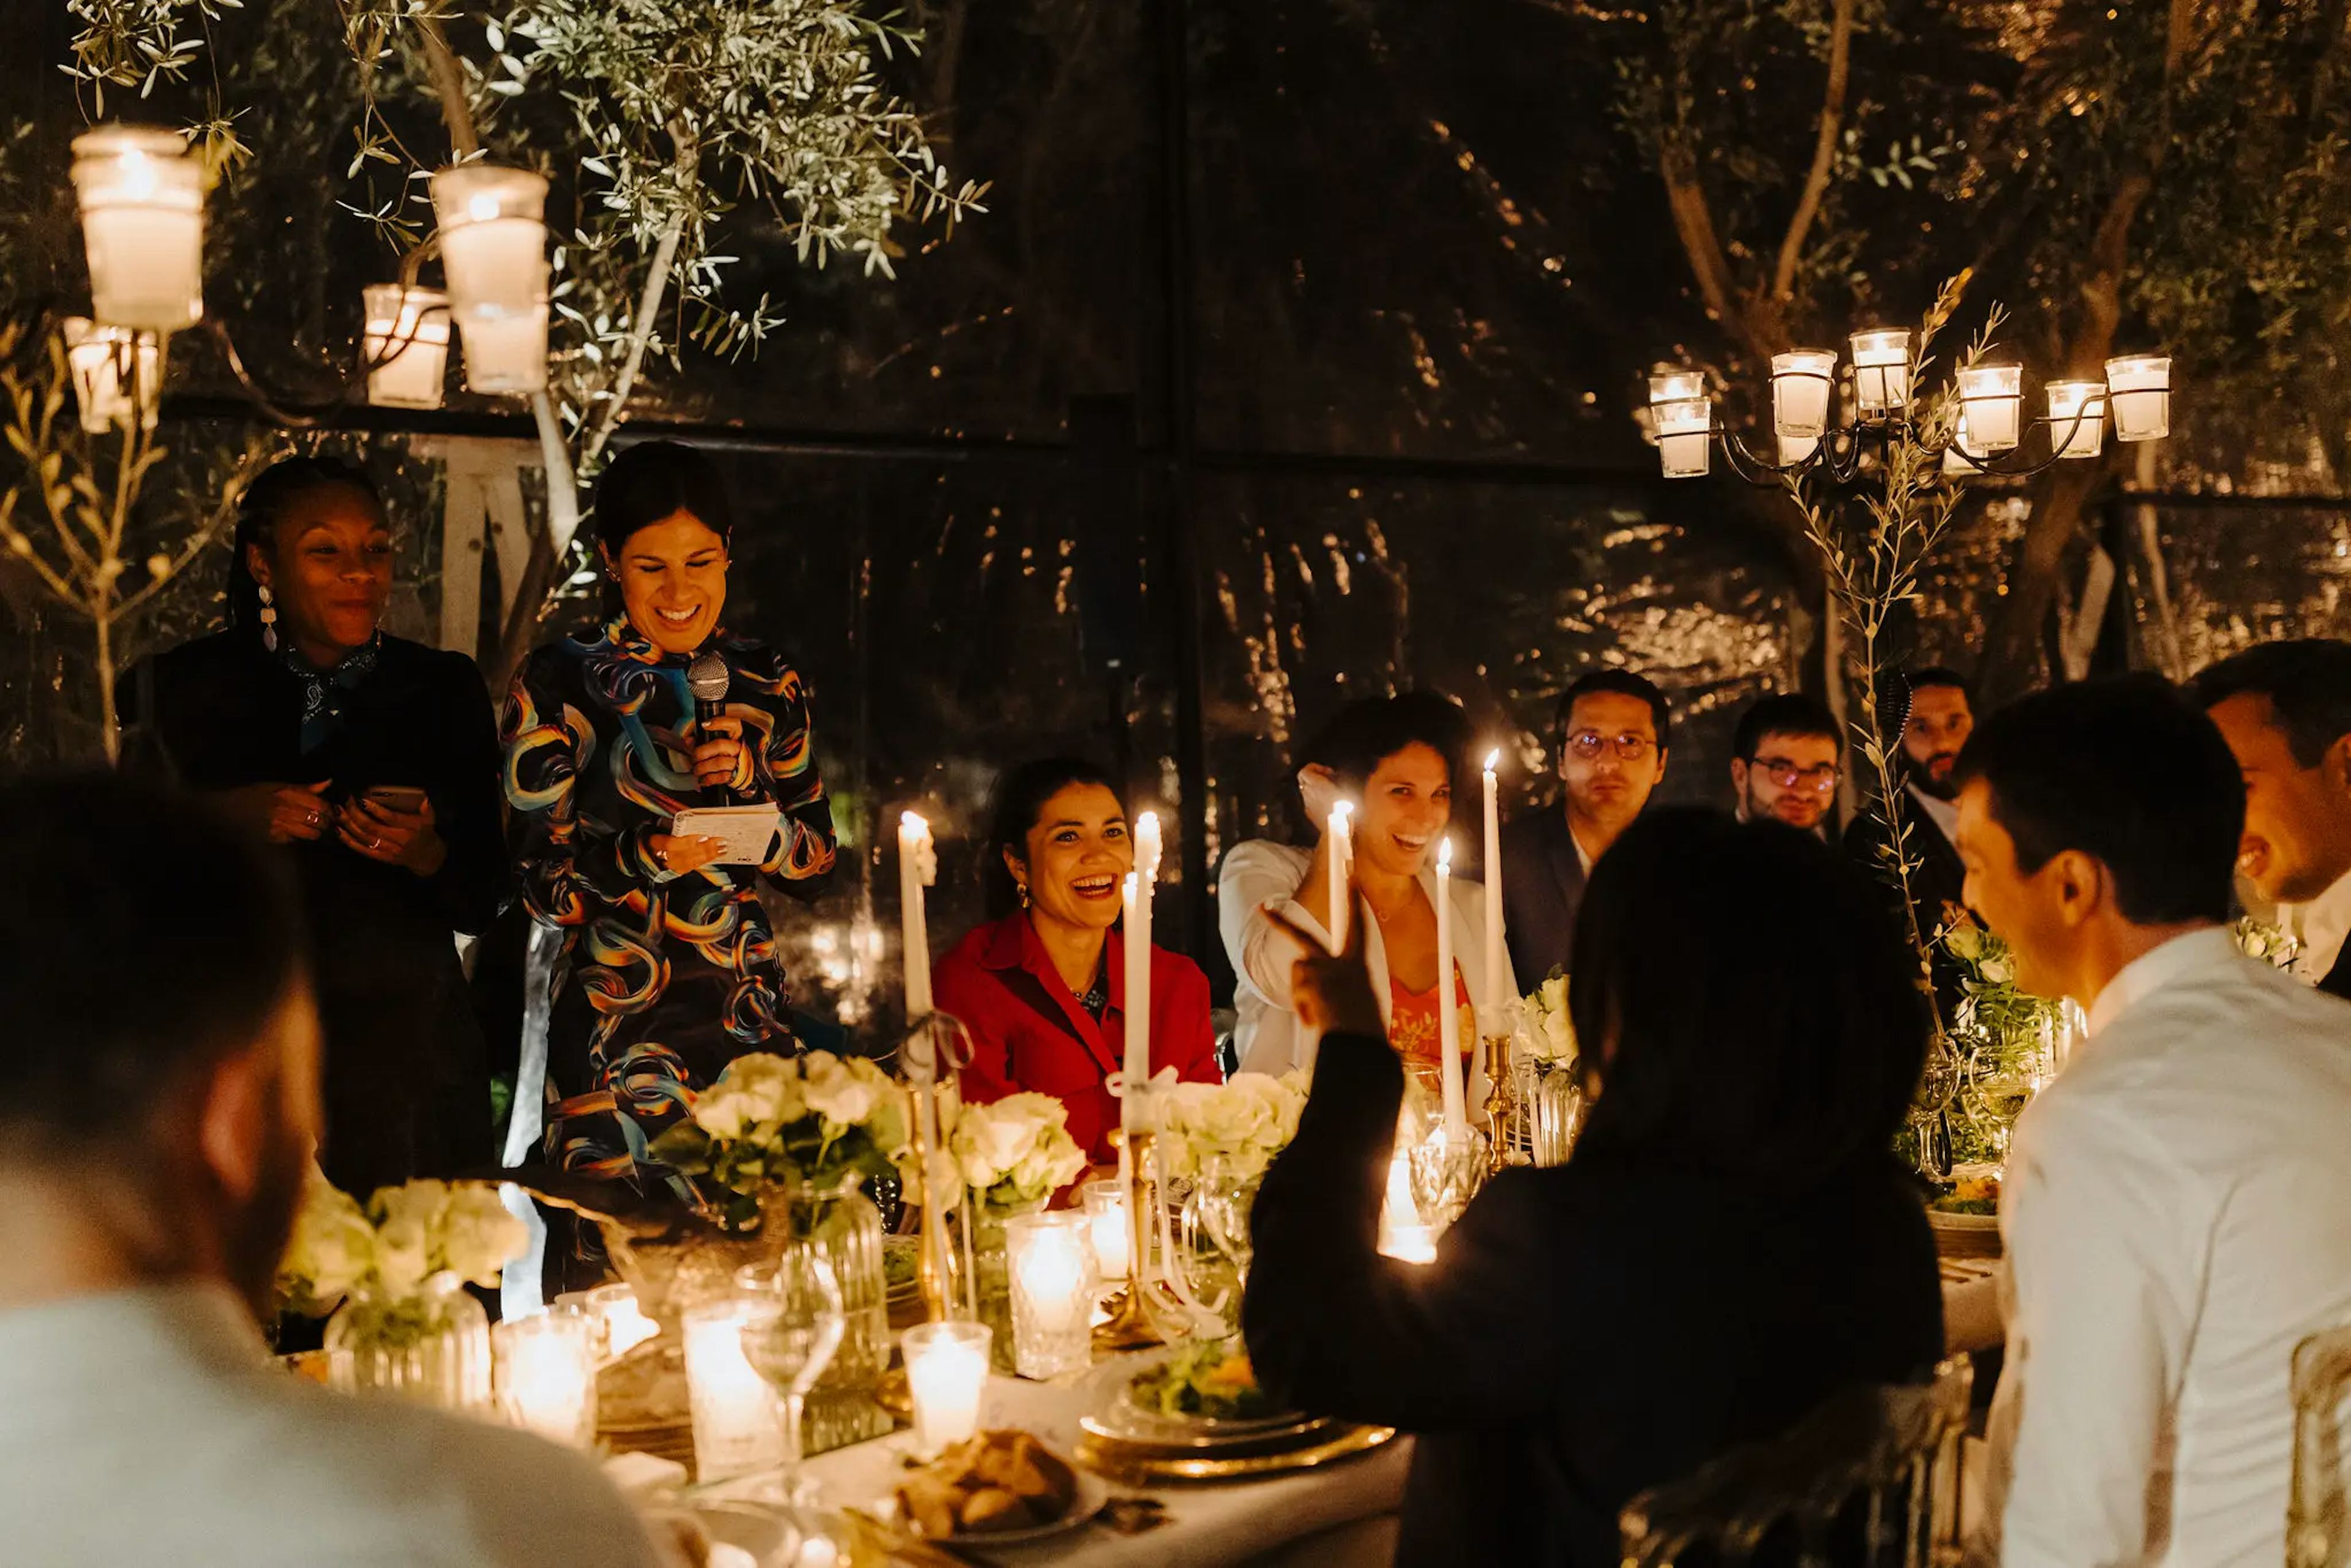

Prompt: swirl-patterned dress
xmin=502 ymin=617 xmax=837 ymax=1197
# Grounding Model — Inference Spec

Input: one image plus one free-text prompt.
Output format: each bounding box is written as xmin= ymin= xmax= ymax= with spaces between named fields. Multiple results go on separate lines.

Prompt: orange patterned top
xmin=1388 ymin=962 xmax=1476 ymax=1074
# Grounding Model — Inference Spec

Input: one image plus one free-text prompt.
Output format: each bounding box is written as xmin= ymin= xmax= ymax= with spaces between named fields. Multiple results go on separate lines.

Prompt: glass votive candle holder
xmin=1954 ymin=364 xmax=2023 ymax=452
xmin=362 ymin=283 xmax=451 ymax=410
xmin=493 ymin=1311 xmax=598 ymax=1447
xmin=1848 ymin=328 xmax=1912 ymax=414
xmin=62 ymin=317 xmax=160 ymax=434
xmin=1081 ymin=1179 xmax=1131 ymax=1283
xmin=2104 ymin=354 xmax=2171 ymax=442
xmin=682 ymin=1297 xmax=785 ymax=1481
xmin=1770 ymin=349 xmax=1837 ymax=438
xmin=70 ymin=125 xmax=205 ymax=333
xmin=1647 ymin=376 xmax=1712 ymax=479
xmin=1004 ymin=1211 xmax=1096 ymax=1379
xmin=901 ymin=1321 xmax=991 ymax=1453
xmin=430 ymin=163 xmax=550 ymax=395
xmin=2046 ymin=380 xmax=2108 ymax=460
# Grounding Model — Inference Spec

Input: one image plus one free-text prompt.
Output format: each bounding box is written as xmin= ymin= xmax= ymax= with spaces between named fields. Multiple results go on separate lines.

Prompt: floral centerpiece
xmin=1518 ymin=970 xmax=1578 ymax=1067
xmin=276 ymin=1171 xmax=527 ymax=1411
xmin=650 ymin=1049 xmax=912 ymax=1231
xmin=277 ymin=1170 xmax=527 ymax=1328
xmin=945 ymin=1092 xmax=1088 ymax=1214
xmin=645 ymin=1050 xmax=914 ymax=1412
xmin=1938 ymin=912 xmax=2067 ymax=1167
xmin=1156 ymin=1072 xmax=1309 ymax=1184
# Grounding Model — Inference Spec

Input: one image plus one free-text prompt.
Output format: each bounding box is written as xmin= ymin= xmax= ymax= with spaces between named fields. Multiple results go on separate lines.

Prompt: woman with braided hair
xmin=127 ymin=455 xmax=511 ymax=1196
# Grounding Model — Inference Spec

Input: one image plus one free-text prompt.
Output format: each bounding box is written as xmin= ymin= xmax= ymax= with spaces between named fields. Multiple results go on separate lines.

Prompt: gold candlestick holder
xmin=1092 ymin=1126 xmax=1164 ymax=1354
xmin=1480 ymin=1032 xmax=1518 ymax=1177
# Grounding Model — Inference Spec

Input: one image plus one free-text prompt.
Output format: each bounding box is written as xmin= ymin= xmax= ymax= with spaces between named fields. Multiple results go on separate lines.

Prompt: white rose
xmin=1980 ymin=959 xmax=2012 ymax=985
xmin=368 ymin=1180 xmax=452 ymax=1296
xmin=801 ymin=1051 xmax=879 ymax=1129
xmin=279 ymin=1168 xmax=374 ymax=1308
xmin=723 ymin=1052 xmax=806 ymax=1130
xmin=1538 ymin=974 xmax=1569 ymax=1017
xmin=692 ymin=1082 xmax=756 ymax=1141
xmin=438 ymin=1185 xmax=528 ymax=1286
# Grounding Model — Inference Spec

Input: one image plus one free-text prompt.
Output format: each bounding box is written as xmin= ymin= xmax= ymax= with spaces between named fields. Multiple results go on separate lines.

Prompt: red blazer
xmin=932 ymin=912 xmax=1221 ymax=1163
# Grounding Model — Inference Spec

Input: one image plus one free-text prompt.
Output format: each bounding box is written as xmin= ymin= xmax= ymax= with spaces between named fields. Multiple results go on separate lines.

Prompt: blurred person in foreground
xmin=0 ymin=772 xmax=661 ymax=1568
xmin=1953 ymin=678 xmax=2351 ymax=1567
xmin=1244 ymin=809 xmax=1942 ymax=1566
xmin=2193 ymin=638 xmax=2351 ymax=994
xmin=1499 ymin=669 xmax=1671 ymax=991
xmin=1730 ymin=692 xmax=1843 ymax=836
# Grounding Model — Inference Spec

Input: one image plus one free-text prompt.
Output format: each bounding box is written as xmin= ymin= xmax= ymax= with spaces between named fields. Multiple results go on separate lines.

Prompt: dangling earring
xmin=257 ymin=582 xmax=279 ymax=653
xmin=1017 ymin=881 xmax=1031 ymax=909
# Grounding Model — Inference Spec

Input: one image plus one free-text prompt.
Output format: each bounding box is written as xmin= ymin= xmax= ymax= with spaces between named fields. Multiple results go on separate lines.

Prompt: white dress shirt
xmin=1218 ymin=839 xmax=1315 ymax=1073
xmin=2281 ymin=865 xmax=2351 ymax=985
xmin=1218 ymin=838 xmax=1501 ymax=1080
xmin=0 ymin=1282 xmax=666 ymax=1568
xmin=1979 ymin=929 xmax=2351 ymax=1567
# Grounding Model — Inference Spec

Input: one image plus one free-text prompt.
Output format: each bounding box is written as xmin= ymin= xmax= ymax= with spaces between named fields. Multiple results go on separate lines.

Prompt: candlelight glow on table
xmin=70 ymin=126 xmax=204 ymax=334
xmin=493 ymin=1311 xmax=598 ymax=1447
xmin=1005 ymin=1212 xmax=1097 ymax=1378
xmin=1082 ymin=1177 xmax=1131 ymax=1282
xmin=901 ymin=1321 xmax=991 ymax=1454
xmin=1376 ymin=1146 xmax=1435 ymax=1266
xmin=684 ymin=1299 xmax=785 ymax=1482
xmin=556 ymin=1281 xmax=659 ymax=1363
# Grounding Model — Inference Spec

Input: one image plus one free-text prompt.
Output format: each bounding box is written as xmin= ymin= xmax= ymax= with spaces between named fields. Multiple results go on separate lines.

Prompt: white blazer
xmin=1219 ymin=838 xmax=1505 ymax=1086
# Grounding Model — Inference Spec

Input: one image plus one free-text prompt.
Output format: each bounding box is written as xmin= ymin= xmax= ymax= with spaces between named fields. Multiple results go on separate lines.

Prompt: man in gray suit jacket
xmin=1501 ymin=670 xmax=1670 ymax=992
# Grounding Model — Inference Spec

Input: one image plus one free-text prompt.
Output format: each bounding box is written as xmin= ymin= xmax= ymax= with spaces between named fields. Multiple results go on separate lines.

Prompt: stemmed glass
xmin=735 ymin=1247 xmax=846 ymax=1501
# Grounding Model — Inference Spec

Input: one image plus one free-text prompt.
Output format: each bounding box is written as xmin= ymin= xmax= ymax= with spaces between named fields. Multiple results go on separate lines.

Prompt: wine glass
xmin=735 ymin=1247 xmax=846 ymax=1500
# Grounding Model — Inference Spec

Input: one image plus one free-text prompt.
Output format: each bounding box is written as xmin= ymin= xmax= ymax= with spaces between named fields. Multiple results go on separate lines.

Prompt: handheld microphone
xmin=685 ymin=650 xmax=741 ymax=806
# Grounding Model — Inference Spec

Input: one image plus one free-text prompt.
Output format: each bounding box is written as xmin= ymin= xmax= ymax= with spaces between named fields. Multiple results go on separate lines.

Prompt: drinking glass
xmin=735 ymin=1248 xmax=846 ymax=1498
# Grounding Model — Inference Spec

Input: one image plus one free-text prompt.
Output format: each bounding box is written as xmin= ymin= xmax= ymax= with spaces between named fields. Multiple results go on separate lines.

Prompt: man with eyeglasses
xmin=1729 ymin=694 xmax=1842 ymax=836
xmin=1499 ymin=669 xmax=1670 ymax=991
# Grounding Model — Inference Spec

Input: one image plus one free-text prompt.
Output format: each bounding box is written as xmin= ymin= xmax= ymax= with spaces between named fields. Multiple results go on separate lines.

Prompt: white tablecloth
xmin=797 ymin=1370 xmax=1411 ymax=1566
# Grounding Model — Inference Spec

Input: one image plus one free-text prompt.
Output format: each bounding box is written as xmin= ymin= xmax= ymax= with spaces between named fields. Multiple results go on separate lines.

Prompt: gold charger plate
xmin=1078 ymin=1420 xmax=1397 ymax=1483
xmin=1079 ymin=1407 xmax=1335 ymax=1454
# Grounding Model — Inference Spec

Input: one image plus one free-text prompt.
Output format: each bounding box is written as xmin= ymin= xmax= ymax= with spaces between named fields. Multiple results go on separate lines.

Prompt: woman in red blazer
xmin=932 ymin=757 xmax=1221 ymax=1165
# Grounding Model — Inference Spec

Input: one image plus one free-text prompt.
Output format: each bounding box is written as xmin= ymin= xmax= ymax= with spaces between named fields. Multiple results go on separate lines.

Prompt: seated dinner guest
xmin=1217 ymin=756 xmax=1336 ymax=1072
xmin=127 ymin=456 xmax=509 ymax=1197
xmin=1501 ymin=669 xmax=1670 ymax=990
xmin=1730 ymin=692 xmax=1842 ymax=835
xmin=1233 ymin=691 xmax=1502 ymax=1081
xmin=504 ymin=441 xmax=836 ymax=1218
xmin=0 ymin=773 xmax=661 ymax=1568
xmin=1954 ymin=679 xmax=2351 ymax=1568
xmin=2194 ymin=639 xmax=2351 ymax=996
xmin=1245 ymin=809 xmax=1943 ymax=1567
xmin=934 ymin=758 xmax=1219 ymax=1163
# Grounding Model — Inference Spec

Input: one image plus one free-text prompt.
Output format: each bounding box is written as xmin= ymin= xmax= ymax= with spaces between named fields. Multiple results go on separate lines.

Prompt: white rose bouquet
xmin=650 ymin=1050 xmax=913 ymax=1231
xmin=275 ymin=1169 xmax=527 ymax=1318
xmin=945 ymin=1092 xmax=1089 ymax=1212
xmin=1157 ymin=1072 xmax=1308 ymax=1184
xmin=1519 ymin=970 xmax=1577 ymax=1066
xmin=1937 ymin=910 xmax=2067 ymax=1164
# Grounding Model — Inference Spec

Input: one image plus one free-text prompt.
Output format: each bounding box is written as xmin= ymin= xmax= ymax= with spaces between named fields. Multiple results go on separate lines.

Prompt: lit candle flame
xmin=1483 ymin=749 xmax=1501 ymax=773
xmin=1437 ymin=835 xmax=1453 ymax=871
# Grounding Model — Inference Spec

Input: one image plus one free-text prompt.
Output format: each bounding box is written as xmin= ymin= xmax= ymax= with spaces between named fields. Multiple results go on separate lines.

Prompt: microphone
xmin=686 ymin=650 xmax=741 ymax=806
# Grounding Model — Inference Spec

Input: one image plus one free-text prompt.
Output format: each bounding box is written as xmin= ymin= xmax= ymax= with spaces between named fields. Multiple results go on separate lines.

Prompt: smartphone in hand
xmin=366 ymin=786 xmax=429 ymax=814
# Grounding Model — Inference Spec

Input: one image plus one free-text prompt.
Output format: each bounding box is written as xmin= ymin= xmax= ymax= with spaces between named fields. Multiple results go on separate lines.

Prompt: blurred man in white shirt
xmin=2194 ymin=639 xmax=2351 ymax=996
xmin=0 ymin=773 xmax=666 ymax=1568
xmin=1951 ymin=678 xmax=2351 ymax=1567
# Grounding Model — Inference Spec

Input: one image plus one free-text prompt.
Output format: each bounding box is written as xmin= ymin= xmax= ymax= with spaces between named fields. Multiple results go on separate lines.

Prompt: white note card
xmin=670 ymin=804 xmax=781 ymax=865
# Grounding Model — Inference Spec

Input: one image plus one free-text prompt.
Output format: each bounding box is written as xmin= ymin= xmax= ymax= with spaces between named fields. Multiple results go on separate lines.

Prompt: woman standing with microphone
xmin=503 ymin=441 xmax=836 ymax=1218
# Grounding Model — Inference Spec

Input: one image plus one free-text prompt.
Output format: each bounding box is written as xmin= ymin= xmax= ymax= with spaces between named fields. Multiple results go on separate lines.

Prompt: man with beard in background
xmin=1845 ymin=669 xmax=1974 ymax=1016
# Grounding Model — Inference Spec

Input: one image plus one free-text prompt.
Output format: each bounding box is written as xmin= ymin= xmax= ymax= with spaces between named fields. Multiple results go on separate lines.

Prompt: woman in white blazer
xmin=1225 ymin=694 xmax=1505 ymax=1092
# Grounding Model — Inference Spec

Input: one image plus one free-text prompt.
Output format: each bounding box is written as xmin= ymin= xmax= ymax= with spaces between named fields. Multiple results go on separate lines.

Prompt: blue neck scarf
xmin=280 ymin=634 xmax=382 ymax=754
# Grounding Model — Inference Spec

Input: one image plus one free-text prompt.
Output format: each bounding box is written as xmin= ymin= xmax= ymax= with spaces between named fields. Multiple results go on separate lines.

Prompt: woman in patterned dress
xmin=503 ymin=441 xmax=836 ymax=1217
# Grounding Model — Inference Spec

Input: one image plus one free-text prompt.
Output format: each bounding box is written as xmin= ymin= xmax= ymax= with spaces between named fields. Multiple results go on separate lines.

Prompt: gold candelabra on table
xmin=1480 ymin=1031 xmax=1518 ymax=1177
xmin=1092 ymin=1126 xmax=1164 ymax=1353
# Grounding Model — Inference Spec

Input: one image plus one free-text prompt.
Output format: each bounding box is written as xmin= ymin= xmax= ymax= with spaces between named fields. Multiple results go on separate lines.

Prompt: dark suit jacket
xmin=1243 ymin=1031 xmax=1946 ymax=1567
xmin=1845 ymin=793 xmax=1970 ymax=1016
xmin=2321 ymin=943 xmax=2351 ymax=1002
xmin=1501 ymin=810 xmax=1587 ymax=993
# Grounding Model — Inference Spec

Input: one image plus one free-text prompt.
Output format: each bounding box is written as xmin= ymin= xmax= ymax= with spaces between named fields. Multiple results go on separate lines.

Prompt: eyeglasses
xmin=1567 ymin=731 xmax=1657 ymax=762
xmin=1750 ymin=757 xmax=1842 ymax=790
